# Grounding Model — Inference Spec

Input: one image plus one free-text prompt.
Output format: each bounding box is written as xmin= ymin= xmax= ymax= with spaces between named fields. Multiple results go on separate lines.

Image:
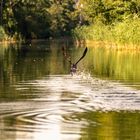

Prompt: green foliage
xmin=12 ymin=0 xmax=51 ymax=39
xmin=78 ymin=0 xmax=140 ymax=24
xmin=104 ymin=0 xmax=140 ymax=24
xmin=78 ymin=0 xmax=106 ymax=24
xmin=0 ymin=26 xmax=7 ymax=41
xmin=73 ymin=22 xmax=107 ymax=40
xmin=0 ymin=0 xmax=79 ymax=39
xmin=72 ymin=0 xmax=140 ymax=46
xmin=112 ymin=17 xmax=140 ymax=45
xmin=0 ymin=0 xmax=140 ymax=44
xmin=73 ymin=17 xmax=140 ymax=45
xmin=47 ymin=0 xmax=78 ymax=37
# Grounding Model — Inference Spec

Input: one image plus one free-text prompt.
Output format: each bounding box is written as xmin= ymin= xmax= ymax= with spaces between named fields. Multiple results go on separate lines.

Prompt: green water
xmin=0 ymin=40 xmax=140 ymax=140
xmin=85 ymin=47 xmax=140 ymax=88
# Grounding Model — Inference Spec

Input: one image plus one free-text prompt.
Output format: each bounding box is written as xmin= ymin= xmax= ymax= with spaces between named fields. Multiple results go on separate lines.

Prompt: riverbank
xmin=0 ymin=26 xmax=22 ymax=44
xmin=74 ymin=40 xmax=140 ymax=52
xmin=0 ymin=39 xmax=18 ymax=44
xmin=1 ymin=38 xmax=140 ymax=52
xmin=72 ymin=18 xmax=140 ymax=50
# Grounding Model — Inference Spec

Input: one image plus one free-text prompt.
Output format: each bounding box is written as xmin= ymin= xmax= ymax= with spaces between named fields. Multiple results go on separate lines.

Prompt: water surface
xmin=0 ymin=41 xmax=140 ymax=140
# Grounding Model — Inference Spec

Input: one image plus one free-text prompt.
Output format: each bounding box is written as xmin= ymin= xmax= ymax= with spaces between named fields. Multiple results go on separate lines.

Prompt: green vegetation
xmin=72 ymin=0 xmax=140 ymax=46
xmin=0 ymin=26 xmax=7 ymax=41
xmin=73 ymin=18 xmax=140 ymax=46
xmin=0 ymin=0 xmax=79 ymax=40
xmin=0 ymin=0 xmax=140 ymax=46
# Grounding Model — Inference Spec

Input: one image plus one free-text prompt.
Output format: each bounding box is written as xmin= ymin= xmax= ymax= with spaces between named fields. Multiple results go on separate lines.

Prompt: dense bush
xmin=0 ymin=26 xmax=7 ymax=41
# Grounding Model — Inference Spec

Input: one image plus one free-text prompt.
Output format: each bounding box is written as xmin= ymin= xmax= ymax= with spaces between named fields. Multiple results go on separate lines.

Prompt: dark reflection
xmin=0 ymin=41 xmax=73 ymax=84
xmin=0 ymin=40 xmax=74 ymax=101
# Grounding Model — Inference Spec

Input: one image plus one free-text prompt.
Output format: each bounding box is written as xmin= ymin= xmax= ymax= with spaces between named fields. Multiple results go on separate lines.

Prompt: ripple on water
xmin=0 ymin=73 xmax=140 ymax=140
xmin=0 ymin=102 xmax=89 ymax=140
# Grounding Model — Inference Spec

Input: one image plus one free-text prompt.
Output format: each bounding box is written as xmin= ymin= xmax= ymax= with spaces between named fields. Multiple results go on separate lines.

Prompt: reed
xmin=0 ymin=26 xmax=23 ymax=43
xmin=0 ymin=26 xmax=7 ymax=42
xmin=72 ymin=18 xmax=140 ymax=47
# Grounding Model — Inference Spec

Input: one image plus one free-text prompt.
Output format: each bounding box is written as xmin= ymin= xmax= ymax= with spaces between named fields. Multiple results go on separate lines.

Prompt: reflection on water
xmin=0 ymin=41 xmax=140 ymax=140
xmin=85 ymin=47 xmax=140 ymax=87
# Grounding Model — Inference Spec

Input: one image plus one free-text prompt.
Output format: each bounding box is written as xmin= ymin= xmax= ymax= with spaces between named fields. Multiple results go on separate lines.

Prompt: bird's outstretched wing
xmin=75 ymin=47 xmax=88 ymax=65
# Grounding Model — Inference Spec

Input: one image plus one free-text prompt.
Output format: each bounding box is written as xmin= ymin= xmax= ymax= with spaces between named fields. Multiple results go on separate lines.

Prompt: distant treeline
xmin=0 ymin=0 xmax=140 ymax=44
xmin=0 ymin=0 xmax=79 ymax=41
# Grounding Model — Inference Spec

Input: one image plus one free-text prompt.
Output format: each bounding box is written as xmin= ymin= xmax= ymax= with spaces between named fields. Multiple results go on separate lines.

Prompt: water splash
xmin=12 ymin=73 xmax=140 ymax=112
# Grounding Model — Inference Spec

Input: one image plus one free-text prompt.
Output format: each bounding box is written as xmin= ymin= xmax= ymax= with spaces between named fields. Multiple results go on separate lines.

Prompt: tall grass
xmin=0 ymin=26 xmax=23 ymax=43
xmin=0 ymin=26 xmax=7 ymax=41
xmin=72 ymin=18 xmax=140 ymax=47
xmin=112 ymin=18 xmax=140 ymax=45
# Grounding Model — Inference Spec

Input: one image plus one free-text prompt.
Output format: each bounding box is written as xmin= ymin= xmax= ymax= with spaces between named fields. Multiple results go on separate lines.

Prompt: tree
xmin=47 ymin=0 xmax=78 ymax=37
xmin=1 ymin=0 xmax=79 ymax=39
xmin=13 ymin=0 xmax=51 ymax=39
xmin=75 ymin=0 xmax=140 ymax=25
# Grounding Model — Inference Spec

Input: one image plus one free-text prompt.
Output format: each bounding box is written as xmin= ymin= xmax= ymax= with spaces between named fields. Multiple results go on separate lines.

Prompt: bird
xmin=62 ymin=46 xmax=88 ymax=75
